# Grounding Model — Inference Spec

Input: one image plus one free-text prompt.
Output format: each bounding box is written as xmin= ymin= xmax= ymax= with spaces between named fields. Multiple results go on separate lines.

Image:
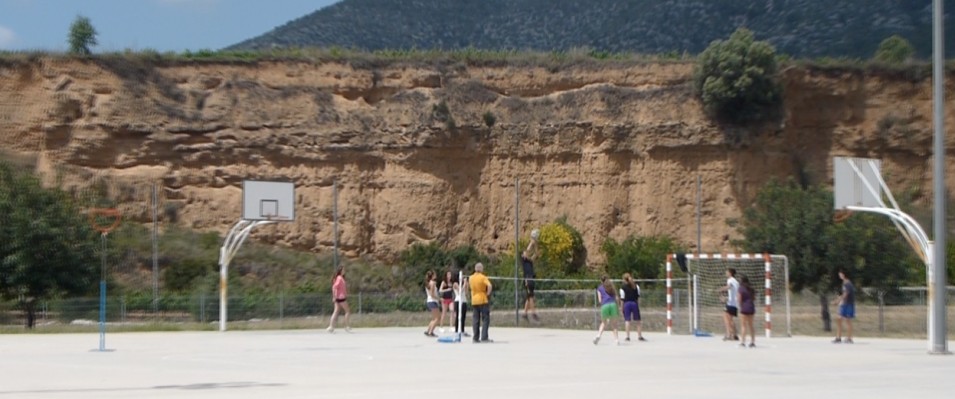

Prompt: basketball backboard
xmin=242 ymin=180 xmax=295 ymax=221
xmin=833 ymin=157 xmax=883 ymax=209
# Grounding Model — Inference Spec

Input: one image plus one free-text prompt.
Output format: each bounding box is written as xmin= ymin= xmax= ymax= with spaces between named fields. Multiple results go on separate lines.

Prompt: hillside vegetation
xmin=230 ymin=0 xmax=953 ymax=58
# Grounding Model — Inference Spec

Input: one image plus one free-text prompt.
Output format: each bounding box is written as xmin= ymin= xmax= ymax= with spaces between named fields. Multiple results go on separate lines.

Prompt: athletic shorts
xmin=622 ymin=301 xmax=641 ymax=321
xmin=839 ymin=303 xmax=855 ymax=319
xmin=524 ymin=279 xmax=536 ymax=298
xmin=334 ymin=298 xmax=347 ymax=304
xmin=442 ymin=298 xmax=453 ymax=306
xmin=600 ymin=303 xmax=620 ymax=319
xmin=426 ymin=301 xmax=440 ymax=311
xmin=725 ymin=305 xmax=738 ymax=317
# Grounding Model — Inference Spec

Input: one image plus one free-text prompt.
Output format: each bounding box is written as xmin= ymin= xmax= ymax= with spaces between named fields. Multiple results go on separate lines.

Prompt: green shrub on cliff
xmin=694 ymin=28 xmax=781 ymax=124
xmin=874 ymin=35 xmax=915 ymax=64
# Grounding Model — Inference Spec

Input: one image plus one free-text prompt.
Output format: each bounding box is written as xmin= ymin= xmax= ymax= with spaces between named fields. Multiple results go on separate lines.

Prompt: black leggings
xmin=454 ymin=302 xmax=469 ymax=332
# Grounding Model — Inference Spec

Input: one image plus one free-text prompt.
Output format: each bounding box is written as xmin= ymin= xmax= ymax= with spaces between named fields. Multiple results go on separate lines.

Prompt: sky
xmin=0 ymin=0 xmax=341 ymax=52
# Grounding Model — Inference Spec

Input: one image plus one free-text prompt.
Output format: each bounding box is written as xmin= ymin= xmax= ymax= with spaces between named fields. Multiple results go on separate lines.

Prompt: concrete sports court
xmin=0 ymin=327 xmax=951 ymax=399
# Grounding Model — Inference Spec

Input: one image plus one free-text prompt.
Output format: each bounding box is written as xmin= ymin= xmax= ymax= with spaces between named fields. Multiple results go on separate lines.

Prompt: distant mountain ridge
xmin=229 ymin=0 xmax=955 ymax=58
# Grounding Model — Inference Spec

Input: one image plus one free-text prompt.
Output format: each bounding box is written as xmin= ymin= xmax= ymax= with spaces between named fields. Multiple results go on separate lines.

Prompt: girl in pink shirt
xmin=327 ymin=267 xmax=351 ymax=333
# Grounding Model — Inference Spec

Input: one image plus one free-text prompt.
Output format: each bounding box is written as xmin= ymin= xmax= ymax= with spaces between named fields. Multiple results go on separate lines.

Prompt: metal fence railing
xmin=2 ymin=286 xmax=953 ymax=338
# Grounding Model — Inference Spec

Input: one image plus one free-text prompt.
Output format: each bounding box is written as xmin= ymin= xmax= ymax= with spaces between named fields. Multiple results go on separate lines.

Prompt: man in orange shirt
xmin=469 ymin=263 xmax=493 ymax=343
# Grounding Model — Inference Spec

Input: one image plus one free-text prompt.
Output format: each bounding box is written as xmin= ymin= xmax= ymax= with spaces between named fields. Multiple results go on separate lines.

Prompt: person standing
xmin=453 ymin=271 xmax=470 ymax=337
xmin=521 ymin=229 xmax=540 ymax=322
xmin=718 ymin=268 xmax=740 ymax=341
xmin=738 ymin=275 xmax=756 ymax=348
xmin=327 ymin=267 xmax=351 ymax=333
xmin=619 ymin=273 xmax=645 ymax=342
xmin=832 ymin=270 xmax=855 ymax=344
xmin=469 ymin=262 xmax=493 ymax=343
xmin=424 ymin=270 xmax=440 ymax=337
xmin=438 ymin=270 xmax=454 ymax=332
xmin=593 ymin=276 xmax=621 ymax=345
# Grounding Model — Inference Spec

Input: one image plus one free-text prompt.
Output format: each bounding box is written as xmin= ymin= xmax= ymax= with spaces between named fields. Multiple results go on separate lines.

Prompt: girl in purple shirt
xmin=593 ymin=276 xmax=621 ymax=345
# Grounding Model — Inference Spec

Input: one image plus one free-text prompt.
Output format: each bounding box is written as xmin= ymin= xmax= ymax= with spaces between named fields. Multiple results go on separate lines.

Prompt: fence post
xmin=121 ymin=296 xmax=127 ymax=323
xmin=359 ymin=291 xmax=363 ymax=315
xmin=878 ymin=290 xmax=886 ymax=335
xmin=199 ymin=293 xmax=206 ymax=323
xmin=279 ymin=292 xmax=284 ymax=321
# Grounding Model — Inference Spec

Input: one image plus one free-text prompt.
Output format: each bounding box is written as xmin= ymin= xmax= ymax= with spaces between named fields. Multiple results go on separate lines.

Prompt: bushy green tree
xmin=448 ymin=245 xmax=489 ymax=272
xmin=601 ymin=235 xmax=681 ymax=280
xmin=68 ymin=15 xmax=98 ymax=55
xmin=0 ymin=163 xmax=98 ymax=328
xmin=735 ymin=179 xmax=918 ymax=331
xmin=397 ymin=242 xmax=450 ymax=290
xmin=694 ymin=27 xmax=781 ymax=124
xmin=874 ymin=35 xmax=914 ymax=64
xmin=535 ymin=217 xmax=587 ymax=277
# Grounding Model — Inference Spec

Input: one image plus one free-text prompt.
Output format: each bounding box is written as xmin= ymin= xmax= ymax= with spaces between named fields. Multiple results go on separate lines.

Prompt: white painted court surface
xmin=0 ymin=328 xmax=952 ymax=398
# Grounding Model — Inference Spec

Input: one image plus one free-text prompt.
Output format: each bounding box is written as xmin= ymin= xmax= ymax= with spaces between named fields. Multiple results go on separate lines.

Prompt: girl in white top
xmin=452 ymin=272 xmax=470 ymax=336
xmin=424 ymin=270 xmax=440 ymax=337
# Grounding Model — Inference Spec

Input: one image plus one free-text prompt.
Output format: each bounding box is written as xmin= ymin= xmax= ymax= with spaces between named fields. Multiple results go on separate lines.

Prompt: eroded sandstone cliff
xmin=0 ymin=57 xmax=952 ymax=263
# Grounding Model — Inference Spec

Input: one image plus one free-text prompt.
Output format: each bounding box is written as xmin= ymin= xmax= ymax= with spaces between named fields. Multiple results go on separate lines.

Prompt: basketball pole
xmin=98 ymin=232 xmax=107 ymax=351
xmin=514 ymin=178 xmax=520 ymax=326
xmin=930 ymin=0 xmax=949 ymax=355
xmin=218 ymin=219 xmax=274 ymax=332
xmin=333 ymin=179 xmax=340 ymax=270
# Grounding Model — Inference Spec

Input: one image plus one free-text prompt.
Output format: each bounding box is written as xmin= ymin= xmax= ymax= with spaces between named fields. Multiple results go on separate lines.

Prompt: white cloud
xmin=0 ymin=25 xmax=16 ymax=49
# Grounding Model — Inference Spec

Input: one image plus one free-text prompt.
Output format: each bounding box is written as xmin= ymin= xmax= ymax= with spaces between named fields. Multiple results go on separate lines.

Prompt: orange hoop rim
xmin=88 ymin=208 xmax=122 ymax=233
xmin=833 ymin=209 xmax=854 ymax=223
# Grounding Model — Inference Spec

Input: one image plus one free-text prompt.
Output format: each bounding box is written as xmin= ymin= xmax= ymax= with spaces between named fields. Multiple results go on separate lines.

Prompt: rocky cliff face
xmin=0 ymin=57 xmax=952 ymax=263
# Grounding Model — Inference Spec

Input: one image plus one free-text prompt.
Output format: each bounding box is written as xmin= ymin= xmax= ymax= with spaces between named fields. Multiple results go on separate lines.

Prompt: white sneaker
xmin=326 ymin=326 xmax=334 ymax=333
xmin=345 ymin=327 xmax=352 ymax=333
xmin=439 ymin=328 xmax=445 ymax=333
xmin=593 ymin=336 xmax=600 ymax=345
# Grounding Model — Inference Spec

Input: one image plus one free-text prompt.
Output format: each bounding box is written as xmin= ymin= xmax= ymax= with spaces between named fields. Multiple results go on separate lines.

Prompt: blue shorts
xmin=839 ymin=303 xmax=855 ymax=319
xmin=622 ymin=301 xmax=641 ymax=321
xmin=427 ymin=302 xmax=440 ymax=311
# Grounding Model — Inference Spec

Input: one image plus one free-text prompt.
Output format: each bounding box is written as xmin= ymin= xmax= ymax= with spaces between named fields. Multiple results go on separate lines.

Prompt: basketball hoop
xmin=833 ymin=209 xmax=854 ymax=223
xmin=88 ymin=208 xmax=122 ymax=234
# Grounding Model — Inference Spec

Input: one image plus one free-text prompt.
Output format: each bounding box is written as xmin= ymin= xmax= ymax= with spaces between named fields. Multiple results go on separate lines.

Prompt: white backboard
xmin=833 ymin=157 xmax=883 ymax=209
xmin=242 ymin=180 xmax=295 ymax=221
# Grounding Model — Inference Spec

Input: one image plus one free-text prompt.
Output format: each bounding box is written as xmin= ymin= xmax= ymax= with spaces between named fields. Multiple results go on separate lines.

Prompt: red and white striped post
xmin=763 ymin=253 xmax=772 ymax=338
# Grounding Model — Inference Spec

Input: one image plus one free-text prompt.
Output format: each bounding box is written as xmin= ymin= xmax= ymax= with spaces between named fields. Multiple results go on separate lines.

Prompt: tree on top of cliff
xmin=0 ymin=163 xmax=99 ymax=328
xmin=874 ymin=35 xmax=915 ymax=64
xmin=694 ymin=28 xmax=781 ymax=125
xmin=68 ymin=15 xmax=98 ymax=55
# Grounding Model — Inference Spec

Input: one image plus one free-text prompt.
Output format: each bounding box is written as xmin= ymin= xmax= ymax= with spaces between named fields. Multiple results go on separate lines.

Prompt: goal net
xmin=665 ymin=254 xmax=790 ymax=337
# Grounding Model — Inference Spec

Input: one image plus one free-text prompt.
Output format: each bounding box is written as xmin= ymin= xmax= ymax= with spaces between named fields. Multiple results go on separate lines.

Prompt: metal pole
xmin=515 ymin=178 xmax=520 ymax=326
xmin=152 ymin=183 xmax=159 ymax=313
xmin=697 ymin=175 xmax=702 ymax=253
xmin=333 ymin=179 xmax=339 ymax=270
xmin=99 ymin=233 xmax=107 ymax=351
xmin=931 ymin=0 xmax=949 ymax=354
xmin=219 ymin=247 xmax=228 ymax=332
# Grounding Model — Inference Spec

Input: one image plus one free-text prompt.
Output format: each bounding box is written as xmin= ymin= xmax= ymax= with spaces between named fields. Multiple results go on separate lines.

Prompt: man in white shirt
xmin=718 ymin=268 xmax=740 ymax=341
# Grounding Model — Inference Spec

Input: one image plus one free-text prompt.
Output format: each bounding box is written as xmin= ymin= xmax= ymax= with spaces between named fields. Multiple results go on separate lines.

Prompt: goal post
xmin=666 ymin=253 xmax=790 ymax=338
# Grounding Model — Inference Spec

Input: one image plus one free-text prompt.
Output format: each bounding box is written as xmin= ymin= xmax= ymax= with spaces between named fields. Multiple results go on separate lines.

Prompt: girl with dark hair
xmin=593 ymin=276 xmax=621 ymax=345
xmin=327 ymin=267 xmax=351 ymax=333
xmin=438 ymin=270 xmax=454 ymax=332
xmin=738 ymin=275 xmax=756 ymax=347
xmin=424 ymin=270 xmax=440 ymax=337
xmin=619 ymin=273 xmax=646 ymax=342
